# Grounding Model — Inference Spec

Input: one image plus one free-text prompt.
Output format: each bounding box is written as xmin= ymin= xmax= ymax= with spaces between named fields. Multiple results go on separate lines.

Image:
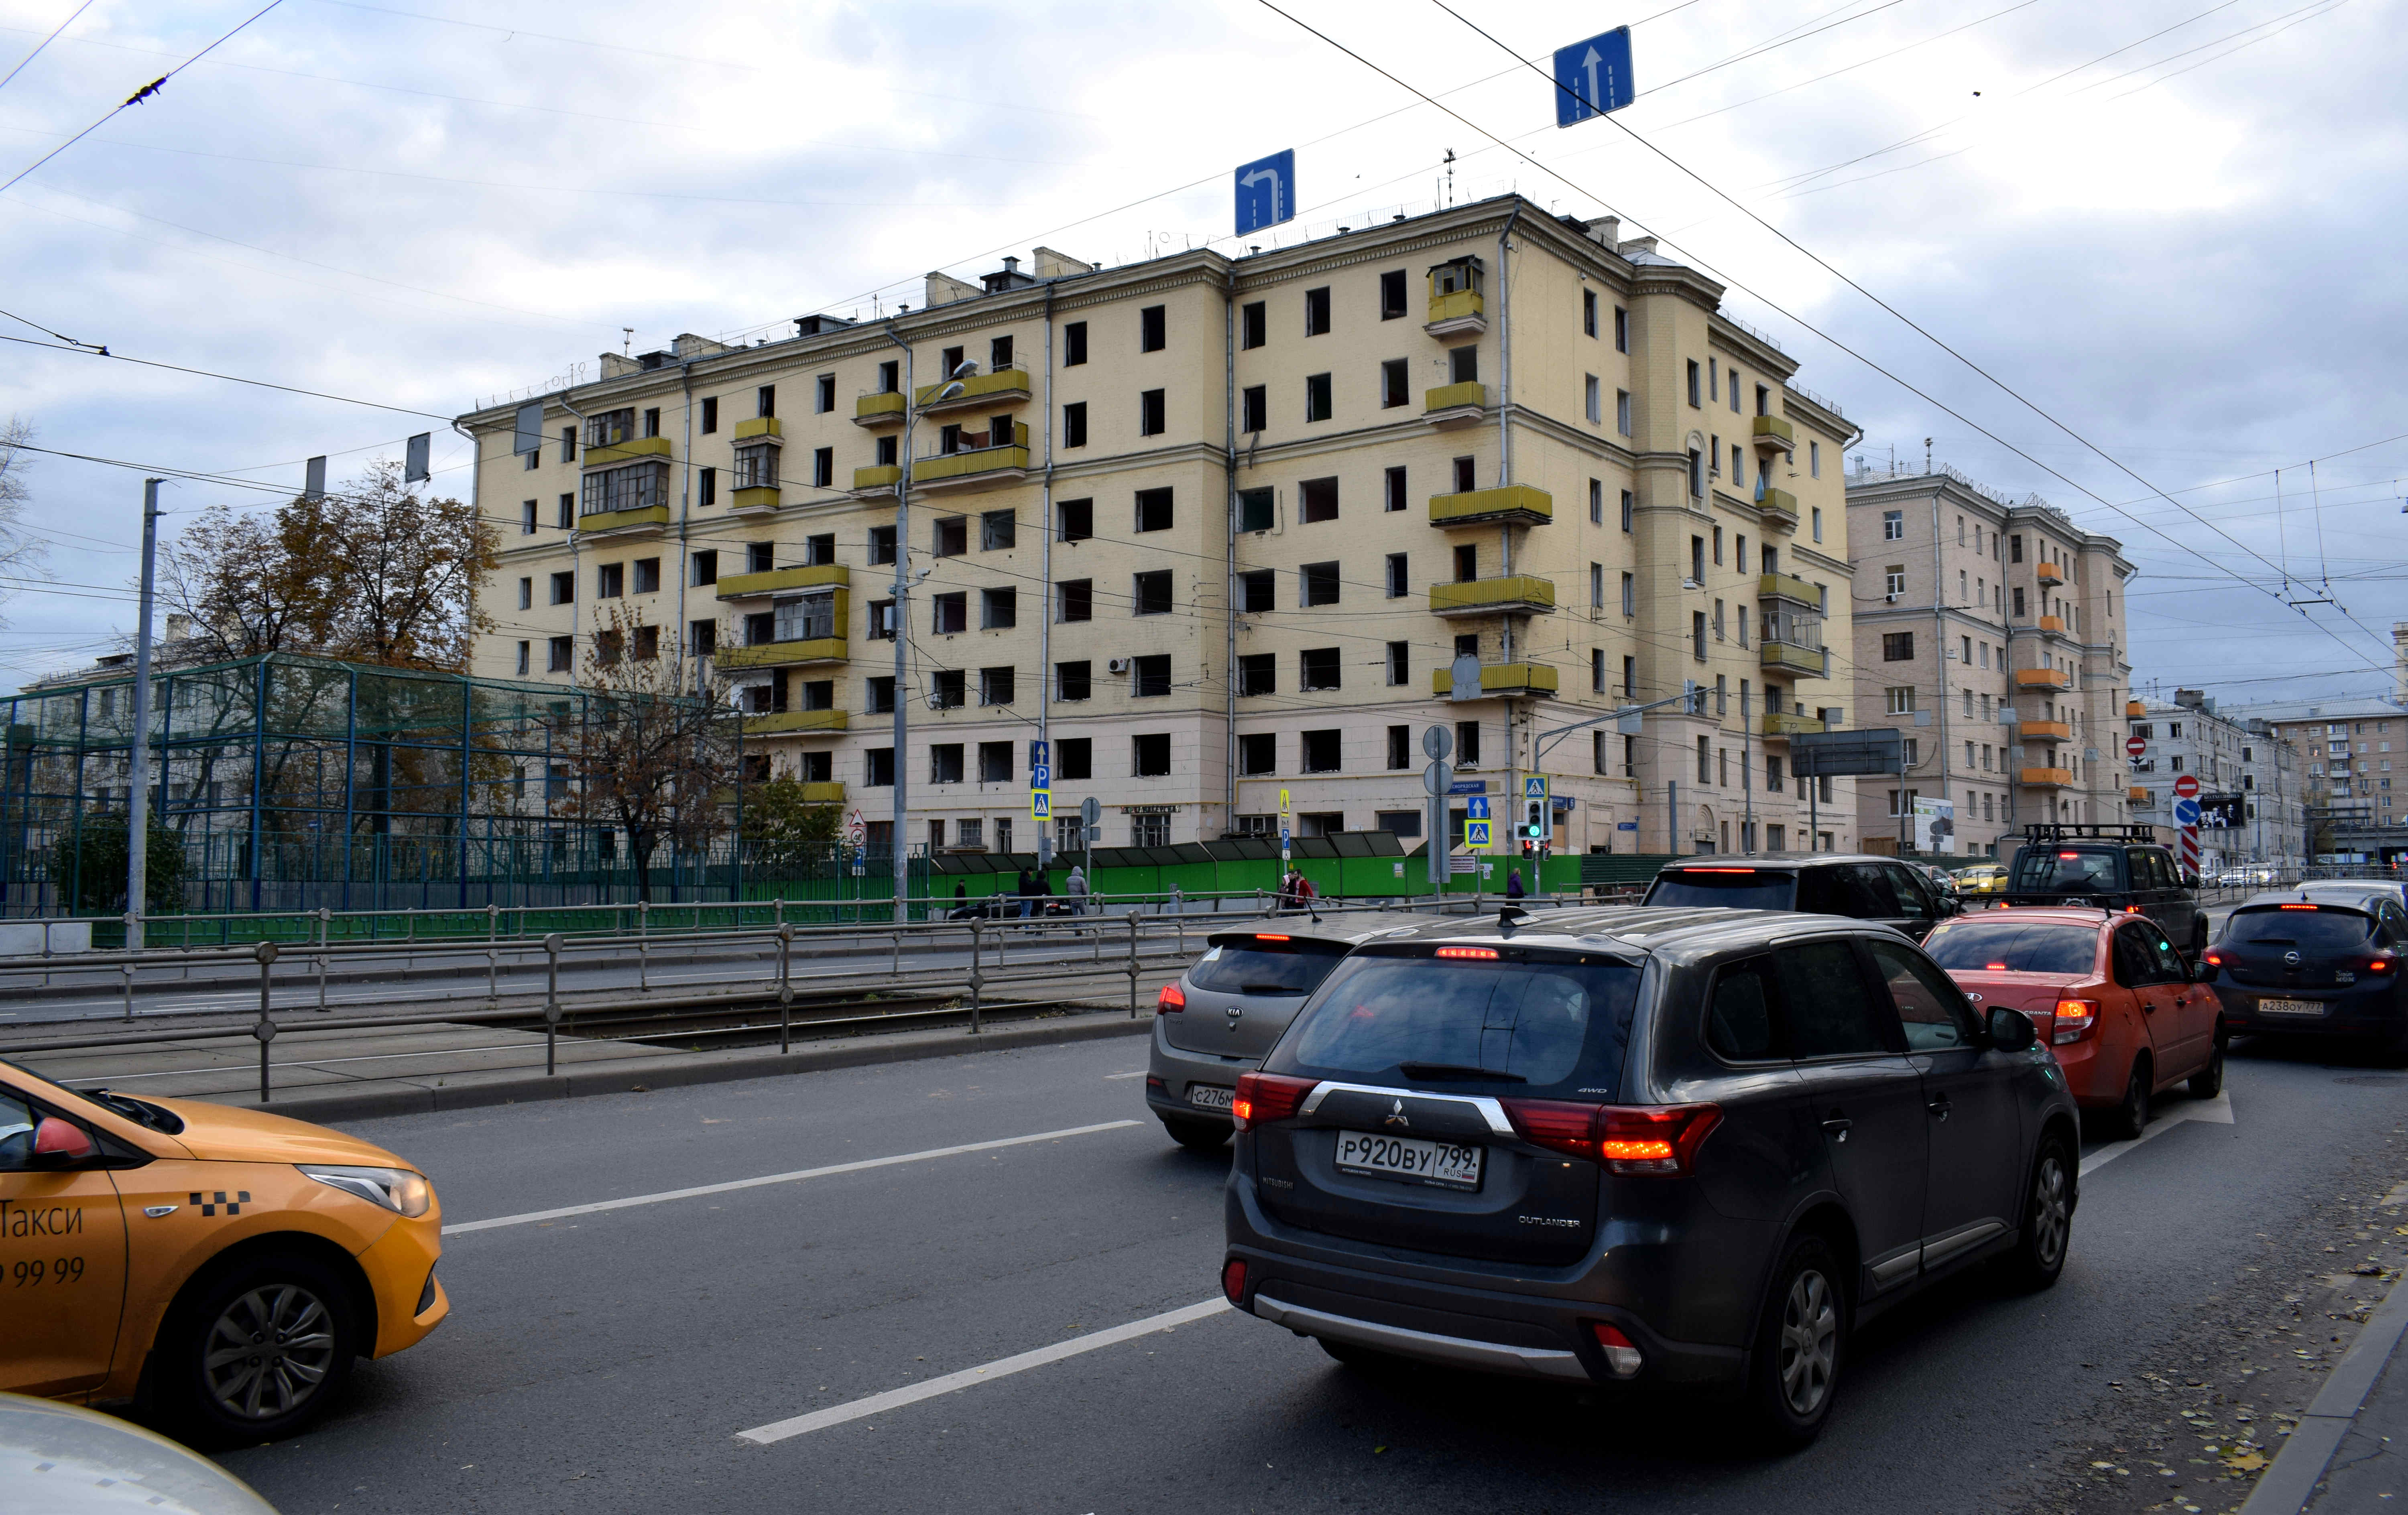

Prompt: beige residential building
xmin=453 ymin=195 xmax=1861 ymax=861
xmin=1845 ymin=465 xmax=2135 ymax=858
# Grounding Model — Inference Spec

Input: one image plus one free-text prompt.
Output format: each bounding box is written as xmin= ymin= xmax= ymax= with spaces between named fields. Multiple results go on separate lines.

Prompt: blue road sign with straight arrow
xmin=1553 ymin=27 xmax=1634 ymax=126
xmin=1235 ymin=149 xmax=1296 ymax=237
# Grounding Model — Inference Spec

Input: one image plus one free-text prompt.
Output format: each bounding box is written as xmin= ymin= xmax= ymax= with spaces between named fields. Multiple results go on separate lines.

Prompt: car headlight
xmin=298 ymin=1164 xmax=433 ymax=1217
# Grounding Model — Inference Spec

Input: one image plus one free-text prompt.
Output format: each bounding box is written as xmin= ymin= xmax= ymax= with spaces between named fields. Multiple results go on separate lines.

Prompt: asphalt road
xmin=197 ymin=1026 xmax=2406 ymax=1515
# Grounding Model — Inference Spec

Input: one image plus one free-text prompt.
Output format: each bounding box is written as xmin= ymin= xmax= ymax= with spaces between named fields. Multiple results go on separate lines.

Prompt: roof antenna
xmin=622 ymin=327 xmax=634 ymax=356
xmin=1443 ymin=148 xmax=1456 ymax=207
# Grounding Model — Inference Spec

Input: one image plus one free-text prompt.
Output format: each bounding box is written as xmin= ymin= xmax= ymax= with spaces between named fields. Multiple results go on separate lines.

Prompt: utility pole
xmin=124 ymin=479 xmax=163 ymax=949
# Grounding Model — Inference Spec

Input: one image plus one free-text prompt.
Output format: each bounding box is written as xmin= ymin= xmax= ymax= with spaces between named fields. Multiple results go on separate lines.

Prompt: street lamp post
xmin=882 ymin=335 xmax=976 ymax=924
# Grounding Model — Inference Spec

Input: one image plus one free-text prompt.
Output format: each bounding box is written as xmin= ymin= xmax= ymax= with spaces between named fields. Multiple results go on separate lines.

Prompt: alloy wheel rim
xmin=203 ymin=1283 xmax=336 ymax=1422
xmin=2032 ymin=1155 xmax=2070 ymax=1267
xmin=1777 ymin=1268 xmax=1837 ymax=1415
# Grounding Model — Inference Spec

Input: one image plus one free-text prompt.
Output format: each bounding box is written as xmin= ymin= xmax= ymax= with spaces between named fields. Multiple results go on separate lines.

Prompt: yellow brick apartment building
xmin=456 ymin=195 xmax=1862 ymax=860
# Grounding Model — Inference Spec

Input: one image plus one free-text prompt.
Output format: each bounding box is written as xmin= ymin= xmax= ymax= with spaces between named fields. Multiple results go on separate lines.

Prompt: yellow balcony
xmin=732 ymin=486 xmax=781 ymax=514
xmin=1430 ymin=662 xmax=1558 ymax=699
xmin=744 ymin=709 xmax=849 ymax=737
xmin=854 ymin=391 xmax=906 ymax=427
xmin=1763 ymin=710 xmax=1826 ymax=738
xmin=1425 ymin=288 xmax=1487 ymax=338
xmin=718 ymin=638 xmax=847 ymax=671
xmin=2128 ymin=786 xmax=2151 ymax=803
xmin=1757 ymin=571 xmax=1822 ymax=608
xmin=1751 ymin=415 xmax=1794 ymax=450
xmin=733 ymin=416 xmax=782 ymax=442
xmin=1423 ymin=380 xmax=1487 ymax=429
xmin=1429 ymin=484 xmax=1552 ymax=528
xmin=2014 ymin=667 xmax=2074 ymax=690
xmin=914 ymin=367 xmax=1030 ymax=413
xmin=2125 ymin=700 xmax=2147 ymax=718
xmin=576 ymin=505 xmax=669 ymax=535
xmin=1758 ymin=486 xmax=1799 ymax=527
xmin=1428 ymin=576 xmax=1555 ymax=618
xmin=1760 ymin=640 xmax=1828 ymax=677
xmin=912 ymin=444 xmax=1029 ymax=492
xmin=2020 ymin=767 xmax=2074 ymax=788
xmin=2035 ymin=562 xmax=2066 ymax=585
xmin=582 ymin=435 xmax=671 ymax=468
xmin=2038 ymin=615 xmax=2065 ymax=634
xmin=2018 ymin=720 xmax=2071 ymax=741
xmin=717 ymin=565 xmax=849 ymax=600
xmin=800 ymin=781 xmax=846 ymax=805
xmin=852 ymin=464 xmax=902 ymax=494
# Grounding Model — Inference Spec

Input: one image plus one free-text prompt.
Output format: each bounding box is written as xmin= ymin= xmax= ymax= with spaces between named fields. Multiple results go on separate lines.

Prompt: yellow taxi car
xmin=1954 ymin=863 xmax=2009 ymax=897
xmin=0 ymin=1058 xmax=446 ymax=1441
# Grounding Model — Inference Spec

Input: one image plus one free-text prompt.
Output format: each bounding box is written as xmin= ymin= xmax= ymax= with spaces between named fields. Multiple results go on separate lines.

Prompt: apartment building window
xmin=981 ymin=509 xmax=1016 ymax=550
xmin=1587 ymin=478 xmax=1603 ymax=525
xmin=1385 ymin=465 xmax=1406 ymax=512
xmin=931 ymin=593 xmax=967 ymax=635
xmin=1687 ymin=359 xmax=1701 ymax=407
xmin=1883 ymin=632 xmax=1915 ymax=662
xmin=515 ymin=575 xmax=533 ymax=611
xmin=812 ymin=374 xmax=834 ymax=414
xmin=1688 ymin=449 xmax=1704 ymax=497
xmin=866 ymin=677 xmax=895 ymax=713
xmin=1451 ymin=720 xmax=1481 ymax=768
xmin=878 ymin=361 xmax=900 ymax=394
xmin=1450 ymin=346 xmax=1477 ymax=384
xmin=1613 ymin=305 xmax=1629 ymax=351
xmin=1058 ymin=498 xmax=1093 ymax=542
xmin=633 ymin=558 xmax=660 ymax=594
xmin=1384 ymin=725 xmax=1413 ymax=772
xmin=1238 ymin=653 xmax=1276 ymax=696
xmin=594 ymin=628 xmax=623 ymax=666
xmin=1305 ymin=373 xmax=1333 ymax=422
xmin=519 ymin=500 xmax=537 ymax=534
xmin=2012 ymin=586 xmax=2027 ymax=617
xmin=1300 ymin=648 xmax=1340 ymax=691
xmin=1300 ymin=477 xmax=1338 ymax=523
xmin=1623 ymin=655 xmax=1637 ymax=697
xmin=1453 ymin=544 xmax=1477 ymax=583
xmin=1590 ymin=563 xmax=1604 ymax=611
xmin=1241 ymin=385 xmax=1267 ymax=433
xmin=1239 ymin=570 xmax=1274 ymax=612
xmin=1809 ymin=441 xmax=1820 ymax=477
xmin=1811 ymin=506 xmax=1823 ymax=542
xmin=597 ymin=563 xmax=624 ymax=599
xmin=1133 ymin=571 xmax=1173 ymax=615
xmin=1137 ymin=389 xmax=1166 ymax=436
xmin=1304 ymin=286 xmax=1332 ymax=335
xmin=1886 ymin=686 xmax=1916 ymax=714
xmin=1691 ymin=536 xmax=1706 ymax=581
xmin=1592 ymin=648 xmax=1606 ymax=693
xmin=930 ymin=744 xmax=964 ymax=783
xmin=1135 ymin=732 xmax=1173 ymax=774
xmin=694 ymin=395 xmax=717 ymax=435
xmin=1727 ymin=380 xmax=1740 ymax=416
xmin=1062 ymin=321 xmax=1087 ymax=366
xmin=1370 ymin=268 xmax=1406 ymax=320
xmin=1301 ymin=561 xmax=1340 ymax=606
xmin=811 ymin=447 xmax=833 ymax=489
xmin=1238 ymin=488 xmax=1273 ymax=533
xmin=875 ymin=435 xmax=897 ymax=466
xmin=1714 ymin=599 xmax=1726 ymax=640
xmin=980 ymin=587 xmax=1016 ymax=629
xmin=1698 ymin=735 xmax=1712 ymax=784
xmin=1585 ymin=375 xmax=1602 ymax=424
xmin=867 ymin=525 xmax=896 ymax=565
xmin=1240 ymin=302 xmax=1265 ymax=349
xmin=1385 ymin=553 xmax=1408 ymax=597
xmin=1885 ymin=564 xmax=1907 ymax=596
xmin=1056 ymin=661 xmax=1091 ymax=701
xmin=1880 ymin=510 xmax=1905 ymax=542
xmin=1058 ymin=579 xmax=1092 ymax=622
xmin=1453 ymin=456 xmax=1477 ymax=492
xmin=1139 ymin=305 xmax=1167 ymax=351
xmin=980 ymin=668 xmax=1015 ymax=707
xmin=515 ymin=640 xmax=530 ymax=675
xmin=756 ymin=385 xmax=775 ymax=419
xmin=689 ymin=620 xmax=715 ymax=657
xmin=1135 ymin=488 xmax=1173 ymax=532
xmin=1302 ymin=730 xmax=1341 ymax=773
xmin=1692 ymin=611 xmax=1708 ymax=660
xmin=1063 ymin=402 xmax=1088 ymax=448
xmin=932 ymin=516 xmax=967 ymax=557
xmin=1616 ymin=390 xmax=1632 ymax=436
xmin=1381 ymin=359 xmax=1408 ymax=408
xmin=548 ymin=635 xmax=572 ymax=672
xmin=1621 ymin=489 xmax=1635 ymax=532
xmin=1387 ymin=641 xmax=1408 ymax=685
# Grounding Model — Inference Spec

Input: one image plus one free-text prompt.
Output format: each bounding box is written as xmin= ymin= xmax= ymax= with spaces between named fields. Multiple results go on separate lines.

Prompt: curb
xmin=2238 ymin=1269 xmax=2408 ymax=1515
xmin=220 ymin=1007 xmax=1155 ymax=1126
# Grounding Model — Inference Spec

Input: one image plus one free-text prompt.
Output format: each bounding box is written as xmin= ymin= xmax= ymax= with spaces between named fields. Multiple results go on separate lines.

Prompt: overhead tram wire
xmin=0 ymin=334 xmax=454 ymax=421
xmin=1249 ymin=0 xmax=2394 ymax=680
xmin=0 ymin=1 xmax=95 ymax=93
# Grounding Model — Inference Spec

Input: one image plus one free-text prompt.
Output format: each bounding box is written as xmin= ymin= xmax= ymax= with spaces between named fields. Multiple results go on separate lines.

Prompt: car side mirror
xmin=28 ymin=1116 xmax=96 ymax=1169
xmin=1987 ymin=1005 xmax=2037 ymax=1052
xmin=2192 ymin=958 xmax=2217 ymax=983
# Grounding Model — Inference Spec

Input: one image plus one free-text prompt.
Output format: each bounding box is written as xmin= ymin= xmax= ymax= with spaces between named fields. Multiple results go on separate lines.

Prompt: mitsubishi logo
xmin=1384 ymin=1099 xmax=1411 ymax=1130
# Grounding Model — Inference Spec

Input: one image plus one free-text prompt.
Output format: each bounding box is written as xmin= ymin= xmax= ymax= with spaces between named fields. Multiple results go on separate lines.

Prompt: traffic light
xmin=1524 ymin=799 xmax=1546 ymax=840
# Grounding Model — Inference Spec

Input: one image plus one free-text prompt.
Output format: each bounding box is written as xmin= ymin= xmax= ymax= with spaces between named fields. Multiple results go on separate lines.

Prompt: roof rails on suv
xmin=2017 ymin=823 xmax=2158 ymax=843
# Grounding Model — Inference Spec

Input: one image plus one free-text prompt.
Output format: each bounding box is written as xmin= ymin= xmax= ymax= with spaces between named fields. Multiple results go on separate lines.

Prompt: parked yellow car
xmin=1954 ymin=863 xmax=2009 ymax=896
xmin=0 ymin=1059 xmax=446 ymax=1442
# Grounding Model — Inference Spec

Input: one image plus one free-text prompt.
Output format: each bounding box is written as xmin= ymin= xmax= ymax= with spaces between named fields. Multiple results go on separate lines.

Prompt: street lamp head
xmin=950 ymin=359 xmax=980 ymax=379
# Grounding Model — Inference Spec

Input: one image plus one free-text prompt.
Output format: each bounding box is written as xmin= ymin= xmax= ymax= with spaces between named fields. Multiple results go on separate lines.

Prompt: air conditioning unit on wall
xmin=1107 ymin=658 xmax=1132 ymax=674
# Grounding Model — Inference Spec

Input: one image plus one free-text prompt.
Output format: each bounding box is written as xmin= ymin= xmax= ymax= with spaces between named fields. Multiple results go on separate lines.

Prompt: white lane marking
xmin=443 ymin=1120 xmax=1141 ymax=1236
xmin=1103 ymin=1070 xmax=1147 ymax=1080
xmin=736 ymin=1298 xmax=1230 ymax=1445
xmin=2080 ymin=1089 xmax=2234 ymax=1178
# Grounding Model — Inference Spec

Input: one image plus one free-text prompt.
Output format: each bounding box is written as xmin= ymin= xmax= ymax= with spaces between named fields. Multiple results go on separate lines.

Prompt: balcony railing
xmin=577 ymin=505 xmax=669 ymax=534
xmin=2038 ymin=615 xmax=2066 ymax=634
xmin=1751 ymin=415 xmax=1794 ymax=449
xmin=912 ymin=442 xmax=1030 ymax=491
xmin=854 ymin=391 xmax=906 ymax=427
xmin=733 ymin=416 xmax=782 ymax=442
xmin=2018 ymin=720 xmax=2071 ymax=741
xmin=732 ymin=487 xmax=781 ymax=513
xmin=1423 ymin=381 xmax=1487 ymax=428
xmin=582 ymin=435 xmax=672 ymax=469
xmin=1757 ymin=571 xmax=1823 ymax=608
xmin=1425 ymin=288 xmax=1487 ymax=337
xmin=1758 ymin=486 xmax=1799 ymax=525
xmin=2125 ymin=699 xmax=2147 ymax=718
xmin=914 ymin=366 xmax=1030 ymax=412
xmin=2020 ymin=766 xmax=2074 ymax=788
xmin=1428 ymin=576 xmax=1555 ymax=617
xmin=2013 ymin=667 xmax=2075 ymax=690
xmin=716 ymin=565 xmax=849 ymax=600
xmin=1429 ymin=484 xmax=1552 ymax=528
xmin=2035 ymin=563 xmax=2066 ymax=585
xmin=742 ymin=709 xmax=849 ymax=736
xmin=2128 ymin=786 xmax=2151 ymax=804
xmin=852 ymin=464 xmax=902 ymax=493
xmin=717 ymin=638 xmax=845 ymax=671
xmin=799 ymin=780 xmax=846 ymax=805
xmin=1760 ymin=640 xmax=1828 ymax=677
xmin=1763 ymin=710 xmax=1826 ymax=737
xmin=1428 ymin=661 xmax=1558 ymax=699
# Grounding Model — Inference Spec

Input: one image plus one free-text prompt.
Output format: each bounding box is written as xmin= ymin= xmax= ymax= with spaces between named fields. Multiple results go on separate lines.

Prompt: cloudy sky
xmin=0 ymin=0 xmax=2398 ymax=706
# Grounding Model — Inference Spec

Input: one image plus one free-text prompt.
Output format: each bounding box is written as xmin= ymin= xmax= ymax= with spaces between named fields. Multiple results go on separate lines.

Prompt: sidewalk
xmin=2243 ymin=1270 xmax=2408 ymax=1514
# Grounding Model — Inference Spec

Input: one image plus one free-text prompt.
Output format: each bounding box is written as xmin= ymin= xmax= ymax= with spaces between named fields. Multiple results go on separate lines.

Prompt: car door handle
xmin=1926 ymin=1097 xmax=1951 ymax=1119
xmin=1820 ymin=1117 xmax=1852 ymax=1141
xmin=2142 ymin=1001 xmax=2156 ymax=1013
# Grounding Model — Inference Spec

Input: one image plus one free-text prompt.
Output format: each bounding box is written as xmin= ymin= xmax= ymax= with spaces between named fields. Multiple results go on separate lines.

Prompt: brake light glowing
xmin=1254 ymin=933 xmax=1291 ymax=942
xmin=2280 ymin=903 xmax=2320 ymax=910
xmin=1685 ymin=867 xmax=1758 ymax=874
xmin=1501 ymin=1101 xmax=1722 ymax=1175
xmin=2372 ymin=953 xmax=2396 ymax=975
xmin=1156 ymin=982 xmax=1186 ymax=1013
xmin=2051 ymin=998 xmax=2099 ymax=1046
xmin=1231 ymin=1071 xmax=1316 ymax=1130
xmin=1985 ymin=962 xmax=2009 ymax=971
xmin=1435 ymin=946 xmax=1499 ymax=959
xmin=2058 ymin=851 xmax=2081 ymax=859
xmin=2205 ymin=951 xmax=2225 ymax=968
xmin=1221 ymin=1257 xmax=1248 ymax=1306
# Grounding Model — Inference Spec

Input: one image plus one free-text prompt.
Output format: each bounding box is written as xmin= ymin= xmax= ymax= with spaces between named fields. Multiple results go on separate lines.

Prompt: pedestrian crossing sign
xmin=1466 ymin=819 xmax=1491 ymax=848
xmin=1031 ymin=790 xmax=1051 ymax=819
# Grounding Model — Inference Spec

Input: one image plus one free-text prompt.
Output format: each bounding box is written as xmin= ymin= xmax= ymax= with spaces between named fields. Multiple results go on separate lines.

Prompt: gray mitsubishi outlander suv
xmin=1220 ymin=905 xmax=2080 ymax=1447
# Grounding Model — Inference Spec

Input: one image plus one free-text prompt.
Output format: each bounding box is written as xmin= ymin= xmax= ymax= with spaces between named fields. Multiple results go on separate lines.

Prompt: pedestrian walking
xmin=1505 ymin=868 xmax=1526 ymax=901
xmin=1015 ymin=867 xmax=1035 ymax=918
xmin=1066 ymin=865 xmax=1090 ymax=916
xmin=1032 ymin=867 xmax=1054 ymax=915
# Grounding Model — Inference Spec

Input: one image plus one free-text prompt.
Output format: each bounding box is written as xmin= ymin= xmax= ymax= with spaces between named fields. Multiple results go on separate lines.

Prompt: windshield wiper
xmin=1398 ymin=1062 xmax=1525 ymax=1083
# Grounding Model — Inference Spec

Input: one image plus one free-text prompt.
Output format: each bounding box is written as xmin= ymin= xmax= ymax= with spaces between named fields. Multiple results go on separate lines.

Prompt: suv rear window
xmin=1646 ymin=869 xmax=1795 ymax=911
xmin=2229 ymin=907 xmax=2375 ymax=954
xmin=1269 ymin=950 xmax=1641 ymax=1098
xmin=1190 ymin=937 xmax=1351 ymax=997
xmin=2011 ymin=847 xmax=2123 ymax=894
xmin=1924 ymin=919 xmax=2099 ymax=975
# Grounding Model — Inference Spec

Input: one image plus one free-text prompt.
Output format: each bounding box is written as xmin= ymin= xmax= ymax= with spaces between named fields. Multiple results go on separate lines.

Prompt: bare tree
xmin=549 ymin=604 xmax=740 ymax=901
xmin=0 ymin=416 xmax=50 ymax=622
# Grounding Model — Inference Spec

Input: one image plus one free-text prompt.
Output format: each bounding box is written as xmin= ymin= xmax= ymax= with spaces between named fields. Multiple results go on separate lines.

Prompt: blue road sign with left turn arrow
xmin=1235 ymin=149 xmax=1296 ymax=237
xmin=1553 ymin=27 xmax=1634 ymax=126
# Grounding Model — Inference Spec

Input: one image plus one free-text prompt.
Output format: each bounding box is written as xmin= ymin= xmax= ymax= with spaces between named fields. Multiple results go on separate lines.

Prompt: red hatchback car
xmin=1921 ymin=906 xmax=2222 ymax=1136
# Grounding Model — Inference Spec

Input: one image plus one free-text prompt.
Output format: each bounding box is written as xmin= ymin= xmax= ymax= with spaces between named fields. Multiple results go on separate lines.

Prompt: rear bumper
xmin=1145 ymin=1019 xmax=1258 ymax=1126
xmin=2216 ymin=984 xmax=2406 ymax=1039
xmin=1251 ymin=1293 xmax=1591 ymax=1381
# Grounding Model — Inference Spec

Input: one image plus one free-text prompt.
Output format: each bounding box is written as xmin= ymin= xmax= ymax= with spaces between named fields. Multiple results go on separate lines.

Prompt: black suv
xmin=1221 ymin=906 xmax=2078 ymax=1446
xmin=1642 ymin=854 xmax=1959 ymax=940
xmin=1999 ymin=824 xmax=2204 ymax=955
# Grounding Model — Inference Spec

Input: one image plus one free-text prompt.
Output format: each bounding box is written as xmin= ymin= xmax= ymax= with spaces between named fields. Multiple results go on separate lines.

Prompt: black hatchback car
xmin=2206 ymin=889 xmax=2408 ymax=1047
xmin=1642 ymin=855 xmax=1959 ymax=940
xmin=1222 ymin=906 xmax=2079 ymax=1446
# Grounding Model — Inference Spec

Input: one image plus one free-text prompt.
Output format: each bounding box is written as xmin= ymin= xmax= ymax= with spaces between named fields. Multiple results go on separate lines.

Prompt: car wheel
xmin=1747 ymin=1234 xmax=1847 ymax=1450
xmin=158 ymin=1252 xmax=358 ymax=1444
xmin=2188 ymin=1029 xmax=2226 ymax=1099
xmin=2000 ymin=1134 xmax=2074 ymax=1292
xmin=1161 ymin=1116 xmax=1230 ymax=1152
xmin=2109 ymin=1055 xmax=2152 ymax=1140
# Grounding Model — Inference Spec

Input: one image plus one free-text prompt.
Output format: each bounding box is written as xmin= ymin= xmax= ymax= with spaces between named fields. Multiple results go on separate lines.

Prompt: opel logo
xmin=1384 ymin=1098 xmax=1411 ymax=1131
xmin=2284 ymin=950 xmax=2303 ymax=969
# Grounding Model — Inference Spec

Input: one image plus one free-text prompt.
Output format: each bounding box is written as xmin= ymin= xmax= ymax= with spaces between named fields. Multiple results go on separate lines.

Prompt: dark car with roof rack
xmin=1220 ymin=903 xmax=2078 ymax=1447
xmin=1998 ymin=823 xmax=2205 ymax=957
xmin=1640 ymin=853 xmax=1959 ymax=940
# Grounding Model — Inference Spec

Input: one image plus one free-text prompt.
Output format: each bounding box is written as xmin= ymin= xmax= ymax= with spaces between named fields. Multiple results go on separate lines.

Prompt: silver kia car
xmin=1147 ymin=916 xmax=1448 ymax=1150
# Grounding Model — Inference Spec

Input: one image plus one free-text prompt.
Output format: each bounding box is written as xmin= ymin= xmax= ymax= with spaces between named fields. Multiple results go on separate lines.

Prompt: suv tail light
xmin=1221 ymin=1257 xmax=1248 ymax=1306
xmin=1590 ymin=1322 xmax=1643 ymax=1377
xmin=1157 ymin=982 xmax=1186 ymax=1013
xmin=2051 ymin=998 xmax=2099 ymax=1045
xmin=1501 ymin=1101 xmax=1722 ymax=1176
xmin=1231 ymin=1071 xmax=1316 ymax=1130
xmin=2370 ymin=952 xmax=2397 ymax=975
